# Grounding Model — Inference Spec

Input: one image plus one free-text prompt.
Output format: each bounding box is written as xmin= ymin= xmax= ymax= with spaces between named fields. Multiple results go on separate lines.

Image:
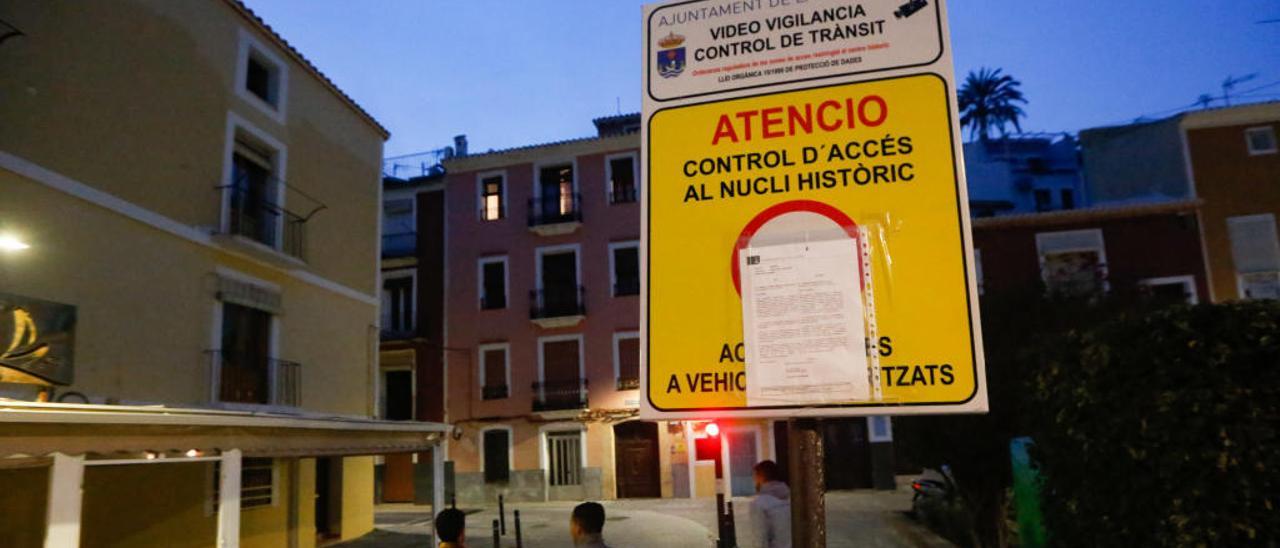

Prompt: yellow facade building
xmin=0 ymin=1 xmax=446 ymax=546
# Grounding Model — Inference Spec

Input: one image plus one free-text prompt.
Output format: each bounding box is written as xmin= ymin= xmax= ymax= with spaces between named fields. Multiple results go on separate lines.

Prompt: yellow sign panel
xmin=643 ymin=74 xmax=985 ymax=417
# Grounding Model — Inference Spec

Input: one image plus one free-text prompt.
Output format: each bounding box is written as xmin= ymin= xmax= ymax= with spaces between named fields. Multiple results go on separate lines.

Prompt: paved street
xmin=338 ymin=485 xmax=951 ymax=547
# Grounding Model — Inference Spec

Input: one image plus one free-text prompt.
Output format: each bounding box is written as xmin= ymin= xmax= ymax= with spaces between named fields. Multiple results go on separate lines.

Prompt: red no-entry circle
xmin=731 ymin=200 xmax=863 ymax=295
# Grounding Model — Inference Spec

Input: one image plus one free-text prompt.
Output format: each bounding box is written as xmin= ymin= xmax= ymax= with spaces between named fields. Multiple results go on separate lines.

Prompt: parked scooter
xmin=910 ymin=465 xmax=956 ymax=517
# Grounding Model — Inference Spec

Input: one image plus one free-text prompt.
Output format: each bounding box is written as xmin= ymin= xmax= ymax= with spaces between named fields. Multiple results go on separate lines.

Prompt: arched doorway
xmin=613 ymin=421 xmax=660 ymax=498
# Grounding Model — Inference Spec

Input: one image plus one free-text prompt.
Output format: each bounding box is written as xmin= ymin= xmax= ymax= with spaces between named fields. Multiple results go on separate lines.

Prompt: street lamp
xmin=0 ymin=233 xmax=30 ymax=252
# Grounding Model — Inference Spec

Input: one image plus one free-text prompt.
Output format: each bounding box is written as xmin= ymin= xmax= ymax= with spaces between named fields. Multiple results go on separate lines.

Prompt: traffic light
xmin=693 ymin=421 xmax=723 ymax=475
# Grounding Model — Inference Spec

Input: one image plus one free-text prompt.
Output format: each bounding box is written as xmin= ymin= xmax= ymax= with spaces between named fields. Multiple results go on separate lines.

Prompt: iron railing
xmin=609 ymin=187 xmax=638 ymax=204
xmin=527 ymin=194 xmax=582 ymax=227
xmin=382 ymin=231 xmax=416 ymax=258
xmin=529 ymin=286 xmax=585 ymax=319
xmin=532 ymin=379 xmax=588 ymax=412
xmin=219 ymin=184 xmax=307 ymax=259
xmin=616 ymin=377 xmax=640 ymax=390
xmin=207 ymin=350 xmax=300 ymax=407
xmin=482 ymin=384 xmax=509 ymax=400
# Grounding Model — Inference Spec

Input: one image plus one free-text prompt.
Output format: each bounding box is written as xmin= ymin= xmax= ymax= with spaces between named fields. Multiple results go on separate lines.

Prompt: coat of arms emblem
xmin=656 ymin=32 xmax=686 ymax=79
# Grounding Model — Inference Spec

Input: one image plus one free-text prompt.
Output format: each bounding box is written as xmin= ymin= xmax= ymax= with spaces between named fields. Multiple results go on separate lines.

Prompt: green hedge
xmin=1028 ymin=302 xmax=1280 ymax=546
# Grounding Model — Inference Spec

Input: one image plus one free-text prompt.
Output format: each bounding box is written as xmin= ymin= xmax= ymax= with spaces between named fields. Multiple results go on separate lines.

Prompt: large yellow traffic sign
xmin=642 ymin=73 xmax=986 ymax=418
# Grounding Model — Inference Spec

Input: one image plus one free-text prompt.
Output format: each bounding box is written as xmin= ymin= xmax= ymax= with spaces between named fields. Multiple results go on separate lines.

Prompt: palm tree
xmin=958 ymin=68 xmax=1027 ymax=142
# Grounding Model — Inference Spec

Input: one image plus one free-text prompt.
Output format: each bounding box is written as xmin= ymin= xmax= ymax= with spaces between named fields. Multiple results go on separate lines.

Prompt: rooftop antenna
xmin=1222 ymin=74 xmax=1258 ymax=107
xmin=1195 ymin=94 xmax=1215 ymax=109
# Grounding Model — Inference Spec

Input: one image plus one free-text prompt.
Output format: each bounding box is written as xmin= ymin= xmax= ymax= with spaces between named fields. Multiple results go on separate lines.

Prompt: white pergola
xmin=0 ymin=401 xmax=450 ymax=548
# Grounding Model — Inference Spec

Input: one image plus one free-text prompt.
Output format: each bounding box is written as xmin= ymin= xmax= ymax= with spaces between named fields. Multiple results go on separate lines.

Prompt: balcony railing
xmin=614 ymin=278 xmax=640 ymax=297
xmin=527 ymin=194 xmax=582 ymax=227
xmin=380 ymin=327 xmax=417 ymax=341
xmin=532 ymin=379 xmax=588 ymax=412
xmin=207 ymin=350 xmax=300 ymax=407
xmin=617 ymin=377 xmax=640 ymax=390
xmin=482 ymin=384 xmax=509 ymax=400
xmin=530 ymin=286 xmax=585 ymax=320
xmin=219 ymin=184 xmax=307 ymax=260
xmin=609 ymin=186 xmax=638 ymax=204
xmin=382 ymin=231 xmax=416 ymax=258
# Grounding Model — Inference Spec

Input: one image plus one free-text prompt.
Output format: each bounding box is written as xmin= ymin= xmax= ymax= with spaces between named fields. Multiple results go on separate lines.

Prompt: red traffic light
xmin=704 ymin=422 xmax=720 ymax=438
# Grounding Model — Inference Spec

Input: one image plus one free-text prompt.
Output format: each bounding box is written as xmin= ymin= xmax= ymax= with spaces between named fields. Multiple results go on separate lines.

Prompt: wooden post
xmin=788 ymin=419 xmax=826 ymax=547
xmin=45 ymin=453 xmax=84 ymax=548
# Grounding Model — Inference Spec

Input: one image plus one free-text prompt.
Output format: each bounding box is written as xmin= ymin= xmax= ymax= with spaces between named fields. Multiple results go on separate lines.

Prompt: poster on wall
xmin=0 ymin=292 xmax=76 ymax=386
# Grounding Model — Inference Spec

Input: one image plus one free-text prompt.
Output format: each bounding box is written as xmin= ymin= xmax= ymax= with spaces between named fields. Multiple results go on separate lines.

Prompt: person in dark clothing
xmin=435 ymin=508 xmax=467 ymax=548
xmin=570 ymin=501 xmax=611 ymax=547
xmin=751 ymin=460 xmax=792 ymax=548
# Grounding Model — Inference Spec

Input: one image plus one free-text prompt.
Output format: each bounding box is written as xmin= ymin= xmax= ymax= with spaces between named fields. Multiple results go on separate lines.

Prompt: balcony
xmin=380 ymin=327 xmax=417 ymax=341
xmin=609 ymin=187 xmax=638 ymax=205
xmin=216 ymin=184 xmax=308 ymax=264
xmin=207 ymin=350 xmax=300 ymax=408
xmin=532 ymin=379 xmax=588 ymax=413
xmin=529 ymin=286 xmax=585 ymax=328
xmin=527 ymin=194 xmax=582 ymax=236
xmin=482 ymin=384 xmax=509 ymax=400
xmin=382 ymin=231 xmax=416 ymax=258
xmin=616 ymin=377 xmax=639 ymax=390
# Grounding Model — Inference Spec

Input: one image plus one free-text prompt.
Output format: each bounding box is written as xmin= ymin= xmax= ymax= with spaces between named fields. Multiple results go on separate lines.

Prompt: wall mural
xmin=0 ymin=292 xmax=75 ymax=386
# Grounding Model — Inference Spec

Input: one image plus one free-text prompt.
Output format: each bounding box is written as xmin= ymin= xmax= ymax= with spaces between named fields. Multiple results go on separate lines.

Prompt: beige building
xmin=0 ymin=1 xmax=445 ymax=547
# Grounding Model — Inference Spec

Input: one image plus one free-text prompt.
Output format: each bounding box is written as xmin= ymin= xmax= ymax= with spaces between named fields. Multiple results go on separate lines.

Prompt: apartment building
xmin=964 ymin=134 xmax=1086 ymax=217
xmin=436 ymin=114 xmax=896 ymax=504
xmin=0 ymin=2 xmax=445 ymax=546
xmin=1081 ymin=101 xmax=1280 ymax=302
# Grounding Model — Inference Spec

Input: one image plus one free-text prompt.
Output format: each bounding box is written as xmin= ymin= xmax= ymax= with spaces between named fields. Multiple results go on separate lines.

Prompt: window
xmin=1060 ymin=189 xmax=1075 ymax=210
xmin=381 ymin=271 xmax=415 ymax=334
xmin=1246 ymin=126 xmax=1277 ymax=156
xmin=482 ymin=428 xmax=512 ymax=484
xmin=479 ymin=256 xmax=508 ymax=310
xmin=479 ymin=173 xmax=506 ymax=221
xmin=1036 ymin=229 xmax=1107 ymax=296
xmin=974 ymin=248 xmax=984 ymax=296
xmin=868 ymin=417 xmax=893 ymax=442
xmin=614 ymin=332 xmax=640 ymax=390
xmin=219 ymin=302 xmax=273 ymax=404
xmin=536 ymin=335 xmax=585 ymax=411
xmin=610 ymin=242 xmax=640 ymax=297
xmin=1033 ymin=189 xmax=1052 ymax=212
xmin=546 ymin=430 xmax=583 ymax=486
xmin=607 ymin=154 xmax=638 ymax=204
xmin=534 ymin=245 xmax=582 ymax=319
xmin=532 ymin=163 xmax=578 ymax=225
xmin=213 ymin=457 xmax=276 ymax=510
xmin=1139 ymin=276 xmax=1198 ymax=305
xmin=1228 ymin=214 xmax=1280 ymax=300
xmin=479 ymin=343 xmax=510 ymax=400
xmin=235 ymin=30 xmax=288 ymax=120
xmin=229 ymin=140 xmax=280 ymax=248
xmin=380 ymin=368 xmax=414 ymax=420
xmin=383 ymin=197 xmax=415 ymax=257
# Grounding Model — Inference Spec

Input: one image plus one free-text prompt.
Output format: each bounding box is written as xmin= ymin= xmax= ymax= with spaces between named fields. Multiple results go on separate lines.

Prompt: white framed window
xmin=478 ymin=342 xmax=511 ymax=400
xmin=613 ymin=331 xmax=640 ymax=391
xmin=1035 ymin=228 xmax=1107 ymax=296
xmin=211 ymin=267 xmax=284 ymax=408
xmin=477 ymin=171 xmax=507 ymax=221
xmin=1139 ymin=275 xmax=1198 ymax=305
xmin=532 ymin=160 xmax=580 ymax=223
xmin=540 ymin=424 xmax=587 ymax=487
xmin=211 ymin=457 xmax=278 ymax=512
xmin=867 ymin=416 xmax=893 ymax=443
xmin=381 ymin=269 xmax=416 ymax=333
xmin=478 ymin=255 xmax=509 ymax=310
xmin=221 ymin=112 xmax=289 ymax=254
xmin=608 ymin=240 xmax=640 ymax=297
xmin=1245 ymin=126 xmax=1277 ymax=156
xmin=536 ymin=334 xmax=586 ymax=408
xmin=235 ymin=29 xmax=289 ymax=123
xmin=479 ymin=425 xmax=515 ymax=484
xmin=379 ymin=349 xmax=416 ymax=421
xmin=605 ymin=152 xmax=639 ymax=204
xmin=1228 ymin=214 xmax=1280 ymax=300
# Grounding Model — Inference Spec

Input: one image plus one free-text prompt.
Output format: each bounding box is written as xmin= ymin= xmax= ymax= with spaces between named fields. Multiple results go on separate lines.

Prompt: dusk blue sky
xmin=243 ymin=1 xmax=1280 ymax=157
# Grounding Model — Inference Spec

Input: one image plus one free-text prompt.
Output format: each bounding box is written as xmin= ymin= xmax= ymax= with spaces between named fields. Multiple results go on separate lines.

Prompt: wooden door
xmin=382 ymin=454 xmax=414 ymax=502
xmin=614 ymin=421 xmax=660 ymax=498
